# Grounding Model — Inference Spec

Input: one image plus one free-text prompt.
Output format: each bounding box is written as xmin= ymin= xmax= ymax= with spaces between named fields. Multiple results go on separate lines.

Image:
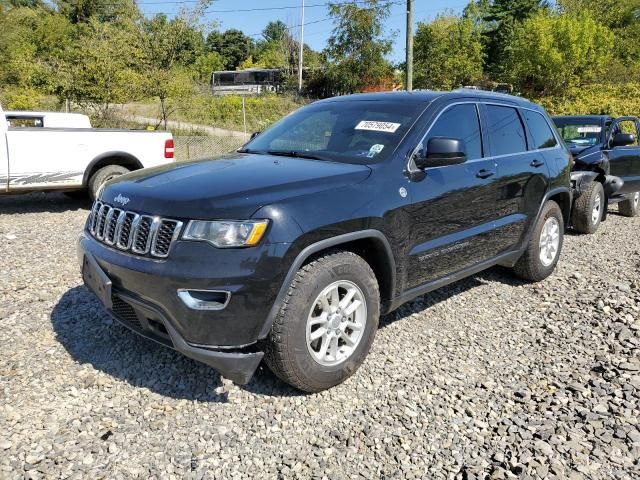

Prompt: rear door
xmin=480 ymin=104 xmax=551 ymax=254
xmin=404 ymin=102 xmax=502 ymax=288
xmin=605 ymin=117 xmax=640 ymax=194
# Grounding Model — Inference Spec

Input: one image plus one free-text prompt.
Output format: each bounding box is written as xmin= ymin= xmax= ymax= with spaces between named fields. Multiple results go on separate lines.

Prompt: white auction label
xmin=355 ymin=120 xmax=401 ymax=133
xmin=577 ymin=126 xmax=602 ymax=133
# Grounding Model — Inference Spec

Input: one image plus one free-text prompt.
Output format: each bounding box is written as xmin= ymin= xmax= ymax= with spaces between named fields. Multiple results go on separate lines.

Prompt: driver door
xmin=404 ymin=102 xmax=501 ymax=289
xmin=605 ymin=117 xmax=640 ymax=194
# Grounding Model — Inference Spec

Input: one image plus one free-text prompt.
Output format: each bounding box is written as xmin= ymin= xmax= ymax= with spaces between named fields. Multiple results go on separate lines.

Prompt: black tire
xmin=513 ymin=200 xmax=564 ymax=282
xmin=618 ymin=191 xmax=639 ymax=217
xmin=571 ymin=181 xmax=604 ymax=234
xmin=264 ymin=251 xmax=380 ymax=393
xmin=88 ymin=165 xmax=130 ymax=200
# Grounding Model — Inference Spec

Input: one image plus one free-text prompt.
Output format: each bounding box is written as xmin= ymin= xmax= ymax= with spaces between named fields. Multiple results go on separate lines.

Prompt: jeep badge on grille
xmin=113 ymin=194 xmax=130 ymax=206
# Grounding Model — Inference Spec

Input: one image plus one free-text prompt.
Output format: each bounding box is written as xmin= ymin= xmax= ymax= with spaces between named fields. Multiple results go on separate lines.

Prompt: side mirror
xmin=415 ymin=137 xmax=467 ymax=169
xmin=250 ymin=131 xmax=261 ymax=140
xmin=612 ymin=133 xmax=635 ymax=148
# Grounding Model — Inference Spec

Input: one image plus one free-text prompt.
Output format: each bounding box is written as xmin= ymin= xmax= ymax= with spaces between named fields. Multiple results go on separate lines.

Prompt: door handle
xmin=476 ymin=169 xmax=495 ymax=179
xmin=530 ymin=159 xmax=545 ymax=168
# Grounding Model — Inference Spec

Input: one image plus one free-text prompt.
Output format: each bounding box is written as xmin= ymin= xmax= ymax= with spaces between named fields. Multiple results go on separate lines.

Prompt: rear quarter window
xmin=522 ymin=110 xmax=558 ymax=150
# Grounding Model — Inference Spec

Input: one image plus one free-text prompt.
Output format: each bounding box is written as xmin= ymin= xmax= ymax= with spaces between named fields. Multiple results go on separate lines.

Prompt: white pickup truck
xmin=0 ymin=106 xmax=175 ymax=198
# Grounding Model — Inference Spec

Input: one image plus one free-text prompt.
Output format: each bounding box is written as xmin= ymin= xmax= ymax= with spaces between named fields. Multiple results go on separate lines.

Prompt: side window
xmin=522 ymin=110 xmax=558 ymax=150
xmin=424 ymin=104 xmax=483 ymax=160
xmin=485 ymin=105 xmax=527 ymax=156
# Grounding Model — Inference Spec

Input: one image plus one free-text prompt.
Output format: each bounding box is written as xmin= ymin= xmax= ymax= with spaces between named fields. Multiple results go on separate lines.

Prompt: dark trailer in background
xmin=211 ymin=68 xmax=283 ymax=95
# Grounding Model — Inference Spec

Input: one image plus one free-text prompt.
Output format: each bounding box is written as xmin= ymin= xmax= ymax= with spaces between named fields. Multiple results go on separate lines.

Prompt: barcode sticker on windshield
xmin=355 ymin=121 xmax=401 ymax=133
xmin=577 ymin=126 xmax=602 ymax=133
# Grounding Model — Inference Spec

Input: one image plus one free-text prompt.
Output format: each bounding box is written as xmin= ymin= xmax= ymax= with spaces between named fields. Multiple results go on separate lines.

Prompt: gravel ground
xmin=1 ymin=192 xmax=639 ymax=480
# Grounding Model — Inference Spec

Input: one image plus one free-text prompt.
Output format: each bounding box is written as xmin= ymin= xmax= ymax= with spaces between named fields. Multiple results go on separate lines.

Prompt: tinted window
xmin=485 ymin=105 xmax=527 ymax=156
xmin=522 ymin=110 xmax=557 ymax=149
xmin=424 ymin=104 xmax=482 ymax=160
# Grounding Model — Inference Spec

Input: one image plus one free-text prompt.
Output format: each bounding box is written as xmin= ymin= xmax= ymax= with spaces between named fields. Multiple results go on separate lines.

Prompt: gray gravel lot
xmin=1 ymin=192 xmax=639 ymax=480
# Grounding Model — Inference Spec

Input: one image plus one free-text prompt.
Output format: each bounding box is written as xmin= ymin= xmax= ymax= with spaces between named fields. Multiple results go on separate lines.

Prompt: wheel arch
xmin=547 ymin=188 xmax=572 ymax=227
xmin=83 ymin=151 xmax=143 ymax=186
xmin=258 ymin=230 xmax=396 ymax=339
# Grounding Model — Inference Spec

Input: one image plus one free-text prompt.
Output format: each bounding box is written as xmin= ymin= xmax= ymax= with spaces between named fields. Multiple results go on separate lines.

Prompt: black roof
xmin=317 ymin=89 xmax=540 ymax=109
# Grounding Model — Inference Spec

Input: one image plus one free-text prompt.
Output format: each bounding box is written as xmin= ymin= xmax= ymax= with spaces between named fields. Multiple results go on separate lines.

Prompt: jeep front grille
xmin=87 ymin=201 xmax=183 ymax=258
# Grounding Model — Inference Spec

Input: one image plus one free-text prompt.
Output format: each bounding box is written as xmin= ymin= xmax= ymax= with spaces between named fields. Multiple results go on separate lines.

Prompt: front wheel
xmin=265 ymin=251 xmax=380 ymax=392
xmin=618 ymin=191 xmax=639 ymax=217
xmin=513 ymin=200 xmax=564 ymax=282
xmin=571 ymin=181 xmax=604 ymax=234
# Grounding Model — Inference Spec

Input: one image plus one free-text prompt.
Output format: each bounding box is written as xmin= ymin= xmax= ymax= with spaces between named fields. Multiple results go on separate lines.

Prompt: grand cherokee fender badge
xmin=113 ymin=193 xmax=130 ymax=206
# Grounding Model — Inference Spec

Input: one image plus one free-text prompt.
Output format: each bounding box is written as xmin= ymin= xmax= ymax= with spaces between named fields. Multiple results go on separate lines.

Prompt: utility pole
xmin=298 ymin=0 xmax=305 ymax=92
xmin=405 ymin=0 xmax=414 ymax=92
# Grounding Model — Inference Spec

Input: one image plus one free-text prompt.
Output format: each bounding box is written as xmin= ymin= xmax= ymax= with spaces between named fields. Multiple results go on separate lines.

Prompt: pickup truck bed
xmin=1 ymin=107 xmax=175 ymax=198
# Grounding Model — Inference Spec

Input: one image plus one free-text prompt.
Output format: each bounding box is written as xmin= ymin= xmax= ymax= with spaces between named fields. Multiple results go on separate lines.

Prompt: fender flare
xmin=520 ymin=186 xmax=572 ymax=253
xmin=83 ymin=151 xmax=143 ymax=186
xmin=258 ymin=229 xmax=396 ymax=339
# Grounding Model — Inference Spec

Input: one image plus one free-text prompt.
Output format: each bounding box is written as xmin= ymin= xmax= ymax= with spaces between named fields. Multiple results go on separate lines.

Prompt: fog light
xmin=177 ymin=289 xmax=230 ymax=311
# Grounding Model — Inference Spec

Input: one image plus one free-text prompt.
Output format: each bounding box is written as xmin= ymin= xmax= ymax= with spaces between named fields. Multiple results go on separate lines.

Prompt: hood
xmin=567 ymin=143 xmax=601 ymax=159
xmin=100 ymin=152 xmax=372 ymax=219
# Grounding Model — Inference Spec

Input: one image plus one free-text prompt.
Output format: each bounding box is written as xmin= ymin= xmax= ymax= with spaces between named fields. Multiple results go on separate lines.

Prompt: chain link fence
xmin=173 ymin=134 xmax=248 ymax=162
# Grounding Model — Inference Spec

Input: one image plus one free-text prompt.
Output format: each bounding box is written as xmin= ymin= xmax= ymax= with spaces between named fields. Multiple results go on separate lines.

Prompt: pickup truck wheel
xmin=513 ymin=200 xmax=564 ymax=282
xmin=571 ymin=181 xmax=604 ymax=234
xmin=88 ymin=165 xmax=130 ymax=200
xmin=618 ymin=192 xmax=639 ymax=217
xmin=264 ymin=251 xmax=380 ymax=392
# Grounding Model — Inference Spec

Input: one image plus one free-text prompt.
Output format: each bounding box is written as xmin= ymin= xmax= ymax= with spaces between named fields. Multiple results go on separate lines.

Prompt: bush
xmin=534 ymin=83 xmax=640 ymax=117
xmin=0 ymin=86 xmax=45 ymax=110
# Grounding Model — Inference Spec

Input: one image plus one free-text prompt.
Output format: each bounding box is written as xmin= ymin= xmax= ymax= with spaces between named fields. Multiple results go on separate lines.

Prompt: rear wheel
xmin=88 ymin=165 xmax=130 ymax=200
xmin=618 ymin=191 xmax=639 ymax=217
xmin=265 ymin=251 xmax=380 ymax=392
xmin=513 ymin=200 xmax=564 ymax=282
xmin=571 ymin=181 xmax=604 ymax=234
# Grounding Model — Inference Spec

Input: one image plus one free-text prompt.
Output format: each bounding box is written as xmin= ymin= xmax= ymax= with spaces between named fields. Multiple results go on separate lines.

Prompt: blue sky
xmin=139 ymin=0 xmax=469 ymax=64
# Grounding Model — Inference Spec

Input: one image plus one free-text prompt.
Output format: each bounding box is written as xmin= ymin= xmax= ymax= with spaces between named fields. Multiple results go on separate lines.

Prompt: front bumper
xmin=78 ymin=232 xmax=291 ymax=383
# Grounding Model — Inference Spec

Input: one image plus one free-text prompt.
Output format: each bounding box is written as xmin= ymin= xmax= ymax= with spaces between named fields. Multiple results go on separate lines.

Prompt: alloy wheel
xmin=306 ymin=280 xmax=367 ymax=366
xmin=539 ymin=217 xmax=560 ymax=267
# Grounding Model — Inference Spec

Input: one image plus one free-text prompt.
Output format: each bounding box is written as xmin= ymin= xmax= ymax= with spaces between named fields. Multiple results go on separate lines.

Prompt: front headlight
xmin=183 ymin=219 xmax=269 ymax=248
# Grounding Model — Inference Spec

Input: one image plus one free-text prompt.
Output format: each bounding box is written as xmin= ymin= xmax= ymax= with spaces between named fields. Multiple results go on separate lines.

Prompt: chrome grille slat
xmin=87 ymin=201 xmax=181 ymax=258
xmin=132 ymin=216 xmax=153 ymax=254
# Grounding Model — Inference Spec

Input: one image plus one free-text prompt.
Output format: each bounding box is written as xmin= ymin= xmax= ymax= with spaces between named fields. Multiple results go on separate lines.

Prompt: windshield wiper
xmin=266 ymin=150 xmax=328 ymax=161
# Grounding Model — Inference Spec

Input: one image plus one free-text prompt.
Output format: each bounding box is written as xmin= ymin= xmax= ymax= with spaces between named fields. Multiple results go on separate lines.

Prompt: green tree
xmin=206 ymin=29 xmax=254 ymax=70
xmin=139 ymin=13 xmax=206 ymax=127
xmin=262 ymin=20 xmax=288 ymax=43
xmin=558 ymin=0 xmax=640 ymax=79
xmin=414 ymin=15 xmax=485 ymax=90
xmin=482 ymin=0 xmax=548 ymax=75
xmin=194 ymin=51 xmax=225 ymax=83
xmin=65 ymin=19 xmax=144 ymax=123
xmin=54 ymin=0 xmax=138 ymax=24
xmin=325 ymin=0 xmax=394 ymax=93
xmin=502 ymin=11 xmax=614 ymax=94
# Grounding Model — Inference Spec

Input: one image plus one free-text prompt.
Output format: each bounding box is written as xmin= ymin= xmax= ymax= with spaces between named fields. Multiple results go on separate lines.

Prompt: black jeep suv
xmin=553 ymin=115 xmax=640 ymax=233
xmin=78 ymin=91 xmax=572 ymax=392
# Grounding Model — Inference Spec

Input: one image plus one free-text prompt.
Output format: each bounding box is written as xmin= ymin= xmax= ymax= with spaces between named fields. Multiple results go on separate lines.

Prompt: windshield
xmin=553 ymin=119 xmax=604 ymax=146
xmin=240 ymin=99 xmax=429 ymax=164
